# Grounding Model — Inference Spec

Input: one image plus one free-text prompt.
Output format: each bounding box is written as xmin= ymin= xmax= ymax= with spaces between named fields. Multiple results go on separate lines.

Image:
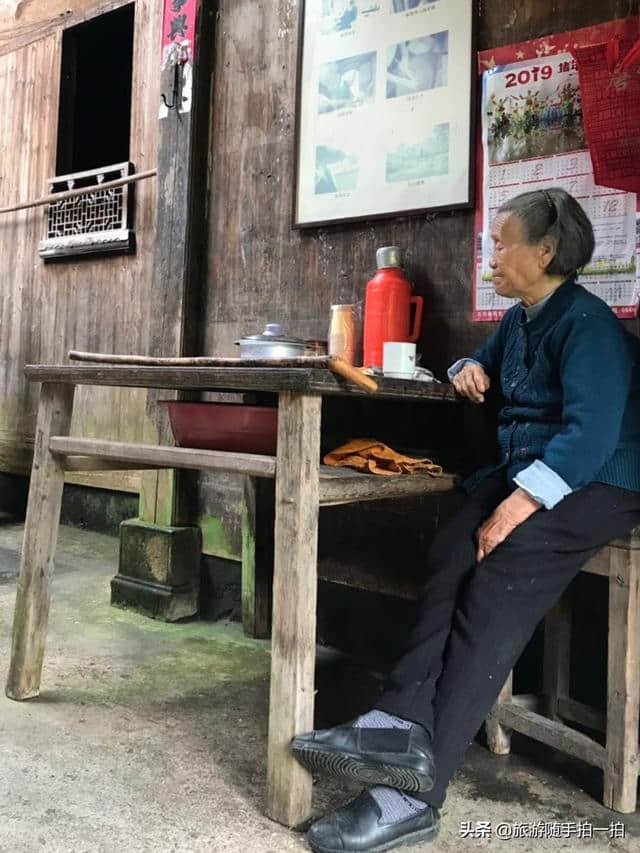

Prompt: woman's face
xmin=489 ymin=212 xmax=553 ymax=302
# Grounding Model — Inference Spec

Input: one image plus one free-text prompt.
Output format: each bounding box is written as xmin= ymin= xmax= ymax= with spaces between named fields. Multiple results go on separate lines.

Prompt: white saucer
xmin=383 ymin=371 xmax=416 ymax=380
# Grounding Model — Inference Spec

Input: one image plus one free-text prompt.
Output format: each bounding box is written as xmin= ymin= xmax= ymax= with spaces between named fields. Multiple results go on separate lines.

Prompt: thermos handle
xmin=408 ymin=296 xmax=424 ymax=343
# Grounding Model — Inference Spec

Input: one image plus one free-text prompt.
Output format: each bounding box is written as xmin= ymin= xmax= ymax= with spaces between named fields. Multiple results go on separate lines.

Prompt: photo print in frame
xmin=293 ymin=0 xmax=476 ymax=227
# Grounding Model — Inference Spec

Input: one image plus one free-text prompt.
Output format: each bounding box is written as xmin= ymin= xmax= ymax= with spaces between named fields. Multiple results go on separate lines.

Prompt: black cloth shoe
xmin=291 ymin=721 xmax=434 ymax=793
xmin=307 ymin=791 xmax=440 ymax=853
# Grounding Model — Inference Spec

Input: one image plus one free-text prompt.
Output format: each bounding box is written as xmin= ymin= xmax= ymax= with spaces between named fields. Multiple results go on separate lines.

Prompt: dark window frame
xmin=43 ymin=3 xmax=137 ymax=261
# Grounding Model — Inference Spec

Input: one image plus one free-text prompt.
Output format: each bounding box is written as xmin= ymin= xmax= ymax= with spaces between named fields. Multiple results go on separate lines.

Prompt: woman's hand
xmin=476 ymin=488 xmax=542 ymax=562
xmin=452 ymin=363 xmax=491 ymax=403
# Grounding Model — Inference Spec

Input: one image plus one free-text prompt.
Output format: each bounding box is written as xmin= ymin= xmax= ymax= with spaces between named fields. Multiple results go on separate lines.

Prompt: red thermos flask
xmin=363 ymin=247 xmax=424 ymax=368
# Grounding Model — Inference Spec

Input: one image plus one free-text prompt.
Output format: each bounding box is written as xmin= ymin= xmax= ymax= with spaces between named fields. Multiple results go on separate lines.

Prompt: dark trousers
xmin=376 ymin=472 xmax=640 ymax=807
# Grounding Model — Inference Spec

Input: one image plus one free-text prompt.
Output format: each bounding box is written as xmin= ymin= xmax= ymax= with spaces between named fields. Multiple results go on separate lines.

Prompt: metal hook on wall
xmin=161 ymin=61 xmax=181 ymax=110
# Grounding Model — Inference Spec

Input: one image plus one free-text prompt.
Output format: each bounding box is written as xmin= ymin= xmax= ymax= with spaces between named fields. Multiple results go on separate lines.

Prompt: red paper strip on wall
xmin=572 ymin=37 xmax=640 ymax=194
xmin=162 ymin=0 xmax=197 ymax=63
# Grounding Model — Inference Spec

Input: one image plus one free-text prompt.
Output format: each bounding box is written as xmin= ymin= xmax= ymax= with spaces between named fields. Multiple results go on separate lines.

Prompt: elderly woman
xmin=291 ymin=188 xmax=640 ymax=853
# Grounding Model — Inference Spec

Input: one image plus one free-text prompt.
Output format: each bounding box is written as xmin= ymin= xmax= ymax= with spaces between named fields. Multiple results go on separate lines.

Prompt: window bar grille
xmin=39 ymin=162 xmax=135 ymax=259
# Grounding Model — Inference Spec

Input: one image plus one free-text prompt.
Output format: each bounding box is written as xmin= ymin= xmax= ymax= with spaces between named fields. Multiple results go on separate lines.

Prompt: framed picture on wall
xmin=293 ymin=0 xmax=476 ymax=228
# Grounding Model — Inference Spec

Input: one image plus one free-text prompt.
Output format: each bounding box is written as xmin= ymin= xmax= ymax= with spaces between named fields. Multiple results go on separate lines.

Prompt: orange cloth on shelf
xmin=323 ymin=438 xmax=443 ymax=477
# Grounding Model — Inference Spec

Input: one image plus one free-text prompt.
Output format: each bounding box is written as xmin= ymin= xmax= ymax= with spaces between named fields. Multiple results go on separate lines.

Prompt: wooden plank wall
xmin=198 ymin=0 xmax=640 ymax=561
xmin=204 ymin=0 xmax=639 ymax=364
xmin=0 ymin=0 xmax=141 ymax=56
xmin=0 ymin=0 xmax=161 ymax=492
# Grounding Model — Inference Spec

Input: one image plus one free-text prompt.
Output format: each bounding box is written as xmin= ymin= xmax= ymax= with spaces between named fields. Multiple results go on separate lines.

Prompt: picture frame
xmin=293 ymin=0 xmax=476 ymax=228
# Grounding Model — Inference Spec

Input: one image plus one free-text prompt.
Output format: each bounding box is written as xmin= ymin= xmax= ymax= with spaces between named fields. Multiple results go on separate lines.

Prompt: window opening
xmin=56 ymin=4 xmax=135 ymax=174
xmin=41 ymin=4 xmax=137 ymax=260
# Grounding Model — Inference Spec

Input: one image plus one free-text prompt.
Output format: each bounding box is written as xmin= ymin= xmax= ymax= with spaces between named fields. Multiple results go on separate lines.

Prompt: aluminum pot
xmin=235 ymin=323 xmax=307 ymax=359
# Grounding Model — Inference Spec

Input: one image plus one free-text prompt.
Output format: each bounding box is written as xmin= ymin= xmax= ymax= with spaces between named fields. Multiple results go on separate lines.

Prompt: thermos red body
xmin=363 ymin=264 xmax=424 ymax=368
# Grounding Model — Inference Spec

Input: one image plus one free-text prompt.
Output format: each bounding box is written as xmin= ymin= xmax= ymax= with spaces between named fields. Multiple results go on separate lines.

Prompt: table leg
xmin=5 ymin=382 xmax=75 ymax=701
xmin=266 ymin=392 xmax=321 ymax=827
xmin=242 ymin=476 xmax=274 ymax=639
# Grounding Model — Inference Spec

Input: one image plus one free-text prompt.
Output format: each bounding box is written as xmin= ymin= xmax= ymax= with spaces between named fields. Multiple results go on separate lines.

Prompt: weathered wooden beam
xmin=49 ymin=436 xmax=277 ymax=478
xmin=24 ymin=364 xmax=458 ymax=402
xmin=64 ymin=470 xmax=142 ymax=493
xmin=319 ymin=468 xmax=457 ymax=506
xmin=68 ymin=351 xmax=378 ymax=393
xmin=490 ymin=702 xmax=607 ymax=770
xmin=25 ymin=364 xmax=313 ymax=392
xmin=543 ymin=592 xmax=573 ymax=719
xmin=6 ymin=383 xmax=75 ymax=700
xmin=266 ymin=393 xmax=322 ymax=826
xmin=141 ymin=0 xmax=217 ymax=528
xmin=603 ymin=545 xmax=640 ymax=812
xmin=61 ymin=455 xmax=162 ymax=472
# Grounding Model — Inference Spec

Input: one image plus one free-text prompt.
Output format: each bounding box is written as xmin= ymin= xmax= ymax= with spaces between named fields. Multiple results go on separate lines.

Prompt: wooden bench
xmin=486 ymin=526 xmax=640 ymax=813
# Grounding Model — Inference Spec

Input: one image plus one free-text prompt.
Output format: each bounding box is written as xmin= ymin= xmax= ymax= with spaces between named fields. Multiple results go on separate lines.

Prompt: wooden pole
xmin=6 ymin=383 xmax=75 ymax=700
xmin=266 ymin=392 xmax=321 ymax=826
xmin=0 ymin=169 xmax=157 ymax=216
xmin=68 ymin=350 xmax=378 ymax=392
xmin=69 ymin=350 xmax=332 ymax=366
xmin=603 ymin=545 xmax=640 ymax=813
xmin=113 ymin=0 xmax=218 ymax=623
xmin=140 ymin=0 xmax=217 ymax=528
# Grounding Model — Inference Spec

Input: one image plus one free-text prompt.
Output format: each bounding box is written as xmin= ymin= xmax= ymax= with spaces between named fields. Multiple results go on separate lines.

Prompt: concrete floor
xmin=0 ymin=518 xmax=638 ymax=853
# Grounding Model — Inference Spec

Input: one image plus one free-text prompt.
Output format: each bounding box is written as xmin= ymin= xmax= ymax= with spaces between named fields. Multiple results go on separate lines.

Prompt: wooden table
xmin=5 ymin=365 xmax=459 ymax=826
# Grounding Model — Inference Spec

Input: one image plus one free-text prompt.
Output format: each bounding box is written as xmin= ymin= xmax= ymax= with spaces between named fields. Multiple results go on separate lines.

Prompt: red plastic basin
xmin=161 ymin=401 xmax=278 ymax=455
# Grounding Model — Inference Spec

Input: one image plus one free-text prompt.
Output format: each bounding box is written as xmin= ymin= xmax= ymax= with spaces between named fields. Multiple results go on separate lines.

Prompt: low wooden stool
xmin=486 ymin=525 xmax=640 ymax=813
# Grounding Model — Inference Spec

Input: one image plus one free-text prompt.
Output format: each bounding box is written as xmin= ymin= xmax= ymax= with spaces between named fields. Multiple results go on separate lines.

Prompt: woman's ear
xmin=538 ymin=236 xmax=556 ymax=271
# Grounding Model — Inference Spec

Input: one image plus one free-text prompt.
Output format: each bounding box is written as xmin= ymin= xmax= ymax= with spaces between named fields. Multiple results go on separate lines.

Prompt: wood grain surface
xmin=0 ymin=0 xmax=161 ymax=493
xmin=5 ymin=383 xmax=75 ymax=700
xmin=266 ymin=392 xmax=321 ymax=826
xmin=26 ymin=363 xmax=458 ymax=401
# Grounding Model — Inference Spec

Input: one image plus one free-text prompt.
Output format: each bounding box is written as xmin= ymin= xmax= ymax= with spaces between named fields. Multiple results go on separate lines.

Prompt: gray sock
xmin=369 ymin=786 xmax=429 ymax=825
xmin=353 ymin=710 xmax=412 ymax=729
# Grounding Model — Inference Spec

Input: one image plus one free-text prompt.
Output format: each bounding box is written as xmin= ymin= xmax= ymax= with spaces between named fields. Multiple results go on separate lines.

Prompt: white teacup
xmin=383 ymin=342 xmax=416 ymax=378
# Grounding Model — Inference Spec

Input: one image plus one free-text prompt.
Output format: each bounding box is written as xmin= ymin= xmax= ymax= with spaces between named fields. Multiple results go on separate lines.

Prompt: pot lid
xmin=239 ymin=323 xmax=305 ymax=345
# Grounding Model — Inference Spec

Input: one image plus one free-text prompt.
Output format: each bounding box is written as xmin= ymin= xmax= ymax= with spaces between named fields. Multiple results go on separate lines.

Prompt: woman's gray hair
xmin=498 ymin=188 xmax=595 ymax=276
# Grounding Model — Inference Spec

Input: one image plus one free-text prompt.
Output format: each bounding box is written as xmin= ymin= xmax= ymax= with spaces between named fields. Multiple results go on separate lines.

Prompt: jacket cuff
xmin=447 ymin=358 xmax=482 ymax=382
xmin=513 ymin=460 xmax=573 ymax=510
